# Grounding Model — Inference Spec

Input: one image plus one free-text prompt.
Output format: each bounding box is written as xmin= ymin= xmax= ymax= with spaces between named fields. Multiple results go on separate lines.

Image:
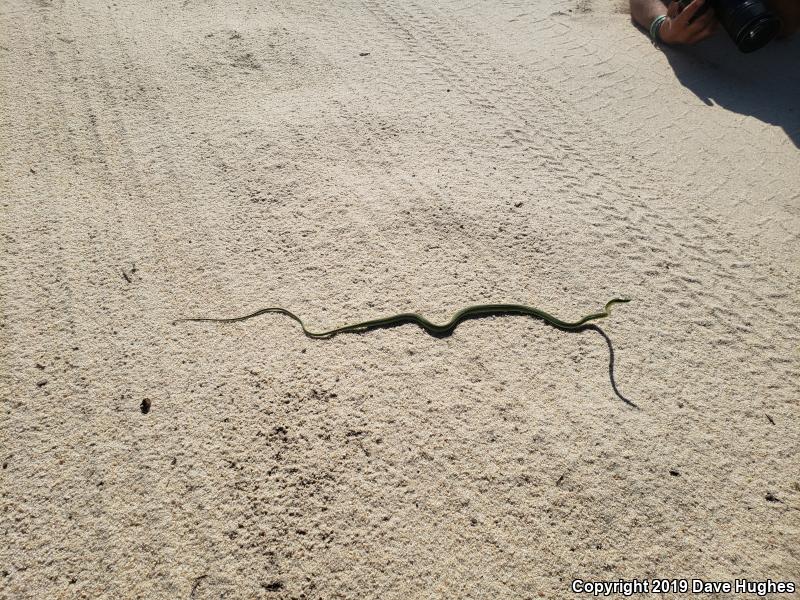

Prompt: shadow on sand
xmin=660 ymin=32 xmax=800 ymax=147
xmin=329 ymin=314 xmax=639 ymax=410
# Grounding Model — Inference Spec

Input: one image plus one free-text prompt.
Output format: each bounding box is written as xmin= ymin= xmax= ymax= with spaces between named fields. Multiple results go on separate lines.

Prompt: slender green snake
xmin=180 ymin=298 xmax=637 ymax=408
xmin=180 ymin=298 xmax=630 ymax=338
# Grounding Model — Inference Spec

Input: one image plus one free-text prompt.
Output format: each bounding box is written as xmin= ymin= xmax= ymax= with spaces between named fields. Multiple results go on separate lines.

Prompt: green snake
xmin=181 ymin=298 xmax=630 ymax=337
xmin=181 ymin=298 xmax=637 ymax=408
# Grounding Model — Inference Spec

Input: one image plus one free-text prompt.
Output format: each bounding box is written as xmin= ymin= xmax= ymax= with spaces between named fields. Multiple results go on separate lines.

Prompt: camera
xmin=678 ymin=0 xmax=781 ymax=52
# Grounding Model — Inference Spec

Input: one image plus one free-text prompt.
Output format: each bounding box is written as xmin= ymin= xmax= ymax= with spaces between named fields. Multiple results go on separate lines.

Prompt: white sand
xmin=1 ymin=0 xmax=798 ymax=597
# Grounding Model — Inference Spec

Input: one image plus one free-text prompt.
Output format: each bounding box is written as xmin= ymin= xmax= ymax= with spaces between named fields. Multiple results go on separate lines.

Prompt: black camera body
xmin=678 ymin=0 xmax=781 ymax=52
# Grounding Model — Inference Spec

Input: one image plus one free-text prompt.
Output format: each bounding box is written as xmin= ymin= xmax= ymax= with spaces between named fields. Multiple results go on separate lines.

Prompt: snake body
xmin=181 ymin=298 xmax=630 ymax=338
xmin=182 ymin=298 xmax=636 ymax=407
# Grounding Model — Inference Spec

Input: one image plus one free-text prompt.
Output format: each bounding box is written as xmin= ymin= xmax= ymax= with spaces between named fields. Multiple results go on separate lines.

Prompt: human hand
xmin=658 ymin=0 xmax=718 ymax=44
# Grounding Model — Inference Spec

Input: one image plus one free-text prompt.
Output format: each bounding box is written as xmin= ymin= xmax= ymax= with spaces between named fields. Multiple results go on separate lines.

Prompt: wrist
xmin=650 ymin=14 xmax=669 ymax=43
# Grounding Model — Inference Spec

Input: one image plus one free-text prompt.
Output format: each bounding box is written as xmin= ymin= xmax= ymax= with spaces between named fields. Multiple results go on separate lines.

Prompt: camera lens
xmin=714 ymin=0 xmax=781 ymax=52
xmin=735 ymin=14 xmax=781 ymax=52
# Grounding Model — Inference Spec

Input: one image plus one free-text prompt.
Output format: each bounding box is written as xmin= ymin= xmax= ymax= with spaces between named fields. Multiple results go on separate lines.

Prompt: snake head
xmin=603 ymin=298 xmax=631 ymax=313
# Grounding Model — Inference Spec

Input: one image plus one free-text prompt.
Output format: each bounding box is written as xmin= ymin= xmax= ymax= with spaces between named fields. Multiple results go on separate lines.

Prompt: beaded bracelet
xmin=650 ymin=15 xmax=668 ymax=42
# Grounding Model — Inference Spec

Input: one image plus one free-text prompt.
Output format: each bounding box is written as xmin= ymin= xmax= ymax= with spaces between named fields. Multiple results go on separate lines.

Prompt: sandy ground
xmin=1 ymin=0 xmax=799 ymax=598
